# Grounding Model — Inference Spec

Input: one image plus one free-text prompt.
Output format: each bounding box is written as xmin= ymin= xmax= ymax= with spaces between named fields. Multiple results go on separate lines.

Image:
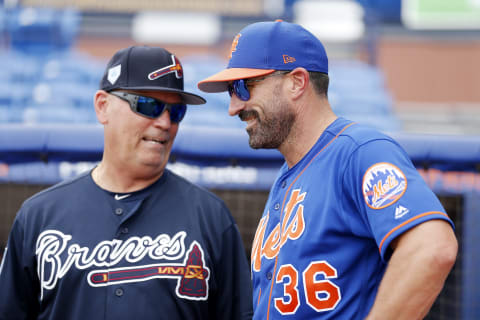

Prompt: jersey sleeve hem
xmin=378 ymin=211 xmax=453 ymax=255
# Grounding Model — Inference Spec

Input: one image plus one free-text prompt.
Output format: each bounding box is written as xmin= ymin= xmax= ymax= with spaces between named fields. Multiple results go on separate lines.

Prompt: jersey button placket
xmin=275 ymin=180 xmax=286 ymax=211
xmin=115 ymin=208 xmax=123 ymax=216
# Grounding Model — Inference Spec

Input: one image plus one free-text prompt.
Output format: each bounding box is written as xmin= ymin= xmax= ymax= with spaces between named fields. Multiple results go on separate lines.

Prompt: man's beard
xmin=240 ymin=87 xmax=295 ymax=149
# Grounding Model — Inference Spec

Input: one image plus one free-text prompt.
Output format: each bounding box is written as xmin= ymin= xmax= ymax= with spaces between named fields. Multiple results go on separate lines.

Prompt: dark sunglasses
xmin=109 ymin=91 xmax=187 ymax=123
xmin=227 ymin=71 xmax=290 ymax=101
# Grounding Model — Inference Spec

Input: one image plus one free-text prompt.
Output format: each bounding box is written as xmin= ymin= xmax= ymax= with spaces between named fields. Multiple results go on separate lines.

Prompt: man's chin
xmin=246 ymin=130 xmax=260 ymax=149
xmin=248 ymin=137 xmax=278 ymax=150
xmin=138 ymin=155 xmax=169 ymax=170
xmin=248 ymin=142 xmax=262 ymax=149
xmin=247 ymin=128 xmax=280 ymax=149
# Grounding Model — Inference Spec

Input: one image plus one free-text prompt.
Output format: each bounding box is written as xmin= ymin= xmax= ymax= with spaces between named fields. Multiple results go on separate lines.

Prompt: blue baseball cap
xmin=198 ymin=20 xmax=328 ymax=93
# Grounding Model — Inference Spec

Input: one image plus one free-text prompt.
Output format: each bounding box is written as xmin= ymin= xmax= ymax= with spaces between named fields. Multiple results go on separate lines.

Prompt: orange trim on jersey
xmin=257 ymin=288 xmax=261 ymax=306
xmin=378 ymin=211 xmax=450 ymax=254
xmin=265 ymin=121 xmax=356 ymax=320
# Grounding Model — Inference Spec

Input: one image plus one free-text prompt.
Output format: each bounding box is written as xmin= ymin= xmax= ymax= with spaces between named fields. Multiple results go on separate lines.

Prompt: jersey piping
xmin=378 ymin=211 xmax=450 ymax=253
xmin=265 ymin=121 xmax=356 ymax=320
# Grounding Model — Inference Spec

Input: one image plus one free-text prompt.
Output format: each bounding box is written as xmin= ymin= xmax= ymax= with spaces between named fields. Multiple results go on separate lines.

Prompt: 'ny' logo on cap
xmin=229 ymin=33 xmax=241 ymax=59
xmin=148 ymin=55 xmax=183 ymax=80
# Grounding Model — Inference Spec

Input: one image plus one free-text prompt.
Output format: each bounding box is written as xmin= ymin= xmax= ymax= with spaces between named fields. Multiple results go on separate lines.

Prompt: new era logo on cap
xmin=283 ymin=55 xmax=296 ymax=64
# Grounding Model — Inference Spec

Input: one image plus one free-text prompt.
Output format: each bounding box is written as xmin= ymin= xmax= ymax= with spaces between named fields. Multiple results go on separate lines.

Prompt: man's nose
xmin=152 ymin=109 xmax=172 ymax=129
xmin=228 ymin=94 xmax=246 ymax=117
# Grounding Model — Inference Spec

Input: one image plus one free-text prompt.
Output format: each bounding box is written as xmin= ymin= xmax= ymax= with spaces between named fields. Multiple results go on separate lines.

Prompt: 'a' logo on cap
xmin=148 ymin=55 xmax=183 ymax=80
xmin=107 ymin=65 xmax=121 ymax=85
xmin=229 ymin=33 xmax=241 ymax=59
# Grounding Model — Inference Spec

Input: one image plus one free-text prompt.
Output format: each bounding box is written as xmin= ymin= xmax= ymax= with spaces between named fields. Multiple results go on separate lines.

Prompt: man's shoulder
xmin=23 ymin=171 xmax=92 ymax=207
xmin=336 ymin=119 xmax=396 ymax=147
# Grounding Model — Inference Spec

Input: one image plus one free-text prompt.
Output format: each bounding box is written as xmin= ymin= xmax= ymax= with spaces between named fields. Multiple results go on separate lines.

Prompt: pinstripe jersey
xmin=251 ymin=117 xmax=454 ymax=319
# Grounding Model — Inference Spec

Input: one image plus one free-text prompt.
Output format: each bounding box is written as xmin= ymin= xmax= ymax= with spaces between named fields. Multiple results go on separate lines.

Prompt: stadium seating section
xmin=0 ymin=6 xmax=401 ymax=132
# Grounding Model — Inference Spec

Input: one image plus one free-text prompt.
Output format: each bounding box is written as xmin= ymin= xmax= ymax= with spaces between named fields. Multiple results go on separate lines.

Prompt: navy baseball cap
xmin=198 ymin=20 xmax=328 ymax=93
xmin=100 ymin=46 xmax=206 ymax=105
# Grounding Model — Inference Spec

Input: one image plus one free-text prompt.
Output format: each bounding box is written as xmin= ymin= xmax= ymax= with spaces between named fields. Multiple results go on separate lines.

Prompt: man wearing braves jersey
xmin=0 ymin=46 xmax=253 ymax=319
xmin=198 ymin=21 xmax=458 ymax=319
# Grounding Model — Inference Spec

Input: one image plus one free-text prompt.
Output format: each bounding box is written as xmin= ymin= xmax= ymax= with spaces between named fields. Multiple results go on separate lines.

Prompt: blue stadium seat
xmin=6 ymin=7 xmax=80 ymax=54
xmin=330 ymin=90 xmax=394 ymax=115
xmin=0 ymin=84 xmax=31 ymax=109
xmin=40 ymin=52 xmax=104 ymax=84
xmin=0 ymin=83 xmax=12 ymax=107
xmin=6 ymin=52 xmax=43 ymax=84
xmin=0 ymin=106 xmax=9 ymax=123
xmin=355 ymin=0 xmax=402 ymax=23
xmin=0 ymin=8 xmax=5 ymax=44
xmin=0 ymin=53 xmax=99 ymax=123
xmin=329 ymin=60 xmax=386 ymax=92
xmin=0 ymin=37 xmax=401 ymax=132
xmin=22 ymin=105 xmax=91 ymax=124
xmin=33 ymin=80 xmax=97 ymax=109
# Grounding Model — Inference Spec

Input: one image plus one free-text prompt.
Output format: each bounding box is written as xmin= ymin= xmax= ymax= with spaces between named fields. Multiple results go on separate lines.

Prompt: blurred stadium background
xmin=0 ymin=0 xmax=479 ymax=318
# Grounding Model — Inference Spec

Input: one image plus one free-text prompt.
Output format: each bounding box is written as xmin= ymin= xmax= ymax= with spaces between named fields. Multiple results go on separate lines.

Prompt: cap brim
xmin=116 ymin=86 xmax=206 ymax=105
xmin=198 ymin=68 xmax=275 ymax=93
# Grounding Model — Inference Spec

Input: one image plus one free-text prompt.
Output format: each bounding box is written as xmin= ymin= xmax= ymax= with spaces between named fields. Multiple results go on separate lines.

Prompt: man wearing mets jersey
xmin=198 ymin=21 xmax=458 ymax=319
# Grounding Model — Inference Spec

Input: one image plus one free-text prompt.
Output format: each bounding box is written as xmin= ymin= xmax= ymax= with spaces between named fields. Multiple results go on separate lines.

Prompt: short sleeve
xmin=342 ymin=139 xmax=453 ymax=260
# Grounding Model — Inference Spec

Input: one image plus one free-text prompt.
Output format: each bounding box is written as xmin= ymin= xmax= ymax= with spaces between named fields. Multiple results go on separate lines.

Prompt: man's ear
xmin=94 ymin=90 xmax=110 ymax=124
xmin=287 ymin=67 xmax=309 ymax=100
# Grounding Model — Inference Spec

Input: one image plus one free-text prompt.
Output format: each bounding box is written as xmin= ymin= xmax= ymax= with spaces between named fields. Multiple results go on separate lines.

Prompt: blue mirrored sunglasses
xmin=109 ymin=91 xmax=187 ymax=123
xmin=227 ymin=71 xmax=290 ymax=101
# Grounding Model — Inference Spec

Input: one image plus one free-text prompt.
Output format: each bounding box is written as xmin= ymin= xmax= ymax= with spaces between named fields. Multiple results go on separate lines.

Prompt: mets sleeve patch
xmin=362 ymin=162 xmax=407 ymax=209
